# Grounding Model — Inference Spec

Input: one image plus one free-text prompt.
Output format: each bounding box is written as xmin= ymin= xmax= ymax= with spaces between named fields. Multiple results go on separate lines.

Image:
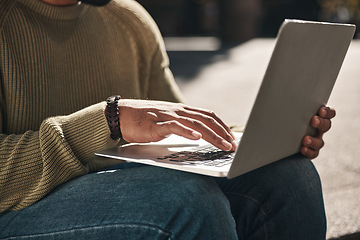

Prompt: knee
xmin=121 ymin=167 xmax=238 ymax=239
xmin=226 ymin=154 xmax=326 ymax=239
xmin=262 ymin=155 xmax=327 ymax=238
xmin=152 ymin=169 xmax=231 ymax=220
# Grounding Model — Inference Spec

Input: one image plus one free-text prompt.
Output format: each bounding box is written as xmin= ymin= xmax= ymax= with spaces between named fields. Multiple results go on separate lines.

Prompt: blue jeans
xmin=0 ymin=154 xmax=326 ymax=240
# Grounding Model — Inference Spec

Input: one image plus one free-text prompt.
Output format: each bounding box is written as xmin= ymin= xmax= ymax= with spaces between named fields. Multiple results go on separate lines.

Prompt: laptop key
xmin=160 ymin=145 xmax=234 ymax=167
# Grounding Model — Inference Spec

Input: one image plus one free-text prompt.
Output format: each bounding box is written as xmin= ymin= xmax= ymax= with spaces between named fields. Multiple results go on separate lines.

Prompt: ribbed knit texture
xmin=0 ymin=0 xmax=183 ymax=212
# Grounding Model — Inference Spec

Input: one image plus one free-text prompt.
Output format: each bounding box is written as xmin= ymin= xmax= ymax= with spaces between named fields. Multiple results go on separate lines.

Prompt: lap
xmin=0 ymin=154 xmax=326 ymax=240
xmin=0 ymin=164 xmax=236 ymax=240
xmin=215 ymin=154 xmax=326 ymax=239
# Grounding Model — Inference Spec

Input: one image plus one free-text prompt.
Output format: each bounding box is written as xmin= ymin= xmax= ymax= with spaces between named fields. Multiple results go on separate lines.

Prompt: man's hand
xmin=301 ymin=106 xmax=336 ymax=159
xmin=118 ymin=99 xmax=237 ymax=151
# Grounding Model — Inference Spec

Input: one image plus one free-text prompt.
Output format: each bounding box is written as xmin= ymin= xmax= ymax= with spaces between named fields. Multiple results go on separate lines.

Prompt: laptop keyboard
xmin=157 ymin=145 xmax=235 ymax=167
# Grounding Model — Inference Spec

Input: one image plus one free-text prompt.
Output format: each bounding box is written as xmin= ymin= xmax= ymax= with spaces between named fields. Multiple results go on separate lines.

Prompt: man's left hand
xmin=301 ymin=106 xmax=336 ymax=159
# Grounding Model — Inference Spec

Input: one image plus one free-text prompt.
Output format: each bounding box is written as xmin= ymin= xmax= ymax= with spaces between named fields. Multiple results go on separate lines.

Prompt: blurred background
xmin=136 ymin=0 xmax=360 ymax=85
xmin=137 ymin=0 xmax=360 ymax=44
xmin=135 ymin=1 xmax=360 ymax=239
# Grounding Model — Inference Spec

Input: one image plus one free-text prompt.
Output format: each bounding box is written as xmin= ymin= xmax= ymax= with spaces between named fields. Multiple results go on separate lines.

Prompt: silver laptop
xmin=96 ymin=20 xmax=355 ymax=179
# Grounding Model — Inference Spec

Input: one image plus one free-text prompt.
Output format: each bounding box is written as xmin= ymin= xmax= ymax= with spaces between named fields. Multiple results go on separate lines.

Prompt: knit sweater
xmin=0 ymin=0 xmax=183 ymax=212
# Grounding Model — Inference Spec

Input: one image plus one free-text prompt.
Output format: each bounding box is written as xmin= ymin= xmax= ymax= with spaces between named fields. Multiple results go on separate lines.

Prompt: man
xmin=0 ymin=0 xmax=334 ymax=239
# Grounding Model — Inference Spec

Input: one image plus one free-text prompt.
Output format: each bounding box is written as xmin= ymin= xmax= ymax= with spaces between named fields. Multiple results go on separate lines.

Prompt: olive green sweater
xmin=0 ymin=0 xmax=183 ymax=212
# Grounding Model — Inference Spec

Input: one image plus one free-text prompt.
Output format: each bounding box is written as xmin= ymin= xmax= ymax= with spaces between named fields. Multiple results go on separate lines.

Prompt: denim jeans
xmin=0 ymin=154 xmax=326 ymax=240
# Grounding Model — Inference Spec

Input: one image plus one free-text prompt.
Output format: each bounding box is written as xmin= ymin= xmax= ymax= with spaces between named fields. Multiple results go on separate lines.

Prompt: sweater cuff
xmin=56 ymin=102 xmax=120 ymax=164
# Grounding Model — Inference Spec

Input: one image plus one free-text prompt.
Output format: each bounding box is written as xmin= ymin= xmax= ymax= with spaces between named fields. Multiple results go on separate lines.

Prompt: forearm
xmin=0 ymin=129 xmax=85 ymax=212
xmin=0 ymin=102 xmax=118 ymax=212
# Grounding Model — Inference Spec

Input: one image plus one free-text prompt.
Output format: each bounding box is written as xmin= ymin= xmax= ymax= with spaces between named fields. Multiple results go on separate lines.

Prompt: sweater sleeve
xmin=147 ymin=42 xmax=184 ymax=103
xmin=109 ymin=0 xmax=184 ymax=103
xmin=142 ymin=8 xmax=184 ymax=104
xmin=0 ymin=102 xmax=119 ymax=212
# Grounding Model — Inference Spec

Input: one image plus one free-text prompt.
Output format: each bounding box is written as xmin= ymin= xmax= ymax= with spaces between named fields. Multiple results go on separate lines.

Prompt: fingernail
xmin=302 ymin=147 xmax=308 ymax=154
xmin=314 ymin=118 xmax=320 ymax=127
xmin=230 ymin=131 xmax=236 ymax=140
xmin=192 ymin=131 xmax=202 ymax=138
xmin=222 ymin=140 xmax=232 ymax=150
xmin=231 ymin=140 xmax=238 ymax=150
xmin=319 ymin=108 xmax=327 ymax=117
xmin=305 ymin=138 xmax=312 ymax=145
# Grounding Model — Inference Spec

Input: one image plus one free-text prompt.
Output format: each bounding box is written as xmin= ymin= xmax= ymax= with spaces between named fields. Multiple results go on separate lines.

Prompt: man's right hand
xmin=118 ymin=99 xmax=237 ymax=152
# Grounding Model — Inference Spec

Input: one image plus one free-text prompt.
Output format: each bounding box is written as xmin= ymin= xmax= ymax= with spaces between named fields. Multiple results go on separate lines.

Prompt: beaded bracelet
xmin=105 ymin=95 xmax=122 ymax=140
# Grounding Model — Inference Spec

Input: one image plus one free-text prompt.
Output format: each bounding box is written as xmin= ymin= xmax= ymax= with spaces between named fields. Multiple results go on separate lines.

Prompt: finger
xmin=155 ymin=120 xmax=202 ymax=142
xmin=302 ymin=135 xmax=324 ymax=151
xmin=300 ymin=146 xmax=319 ymax=159
xmin=177 ymin=110 xmax=235 ymax=144
xmin=159 ymin=117 xmax=235 ymax=151
xmin=181 ymin=106 xmax=235 ymax=140
xmin=311 ymin=116 xmax=332 ymax=133
xmin=319 ymin=106 xmax=336 ymax=119
xmin=148 ymin=108 xmax=236 ymax=151
xmin=175 ymin=116 xmax=237 ymax=151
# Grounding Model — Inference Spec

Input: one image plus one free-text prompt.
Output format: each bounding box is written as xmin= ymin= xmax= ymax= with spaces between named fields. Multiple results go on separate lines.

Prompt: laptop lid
xmin=96 ymin=20 xmax=355 ymax=179
xmin=227 ymin=19 xmax=355 ymax=178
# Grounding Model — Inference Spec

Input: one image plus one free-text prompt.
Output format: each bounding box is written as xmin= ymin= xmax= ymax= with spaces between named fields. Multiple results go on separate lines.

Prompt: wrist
xmin=105 ymin=95 xmax=122 ymax=140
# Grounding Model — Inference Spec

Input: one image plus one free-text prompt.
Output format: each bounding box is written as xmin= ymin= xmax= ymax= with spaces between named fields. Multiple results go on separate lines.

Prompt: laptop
xmin=96 ymin=19 xmax=356 ymax=179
